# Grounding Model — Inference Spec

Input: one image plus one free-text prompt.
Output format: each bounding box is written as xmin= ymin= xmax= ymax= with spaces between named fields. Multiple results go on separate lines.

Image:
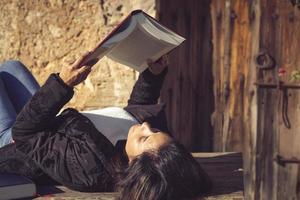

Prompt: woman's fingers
xmin=148 ymin=55 xmax=168 ymax=75
xmin=161 ymin=55 xmax=169 ymax=66
xmin=72 ymin=52 xmax=91 ymax=69
xmin=81 ymin=68 xmax=92 ymax=81
xmin=78 ymin=65 xmax=92 ymax=77
xmin=60 ymin=62 xmax=92 ymax=87
xmin=84 ymin=58 xmax=99 ymax=67
xmin=70 ymin=66 xmax=92 ymax=87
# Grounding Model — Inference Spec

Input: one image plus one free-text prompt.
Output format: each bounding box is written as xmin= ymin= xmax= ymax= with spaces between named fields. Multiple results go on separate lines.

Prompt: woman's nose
xmin=141 ymin=122 xmax=150 ymax=129
xmin=141 ymin=122 xmax=153 ymax=134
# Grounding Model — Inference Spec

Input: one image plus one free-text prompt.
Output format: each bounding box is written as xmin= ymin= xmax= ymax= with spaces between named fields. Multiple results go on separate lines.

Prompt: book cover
xmin=82 ymin=10 xmax=185 ymax=72
xmin=0 ymin=173 xmax=36 ymax=200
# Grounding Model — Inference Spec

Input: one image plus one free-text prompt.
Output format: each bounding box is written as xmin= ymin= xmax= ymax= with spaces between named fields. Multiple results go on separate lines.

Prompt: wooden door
xmin=157 ymin=0 xmax=300 ymax=199
xmin=255 ymin=1 xmax=300 ymax=199
xmin=210 ymin=0 xmax=260 ymax=199
xmin=211 ymin=0 xmax=300 ymax=199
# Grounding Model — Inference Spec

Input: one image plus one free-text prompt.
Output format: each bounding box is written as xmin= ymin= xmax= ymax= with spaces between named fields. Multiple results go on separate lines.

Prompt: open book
xmin=82 ymin=10 xmax=185 ymax=72
xmin=0 ymin=173 xmax=36 ymax=200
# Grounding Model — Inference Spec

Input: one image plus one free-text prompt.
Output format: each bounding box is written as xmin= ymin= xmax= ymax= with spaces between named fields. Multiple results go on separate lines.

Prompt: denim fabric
xmin=0 ymin=60 xmax=39 ymax=147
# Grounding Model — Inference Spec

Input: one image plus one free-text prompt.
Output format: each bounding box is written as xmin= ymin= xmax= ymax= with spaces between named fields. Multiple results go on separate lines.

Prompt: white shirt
xmin=81 ymin=107 xmax=139 ymax=145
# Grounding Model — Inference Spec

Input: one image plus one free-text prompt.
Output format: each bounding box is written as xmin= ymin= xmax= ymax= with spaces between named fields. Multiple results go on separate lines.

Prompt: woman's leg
xmin=0 ymin=60 xmax=40 ymax=113
xmin=0 ymin=78 xmax=16 ymax=147
xmin=0 ymin=60 xmax=40 ymax=147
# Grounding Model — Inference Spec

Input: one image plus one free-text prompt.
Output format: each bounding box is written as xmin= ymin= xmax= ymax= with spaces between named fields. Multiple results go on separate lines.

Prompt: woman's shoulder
xmin=23 ymin=108 xmax=116 ymax=191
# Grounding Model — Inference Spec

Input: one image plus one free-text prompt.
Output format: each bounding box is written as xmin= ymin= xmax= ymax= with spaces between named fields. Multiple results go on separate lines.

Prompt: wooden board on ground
xmin=193 ymin=152 xmax=244 ymax=195
xmin=34 ymin=152 xmax=244 ymax=200
xmin=35 ymin=186 xmax=243 ymax=200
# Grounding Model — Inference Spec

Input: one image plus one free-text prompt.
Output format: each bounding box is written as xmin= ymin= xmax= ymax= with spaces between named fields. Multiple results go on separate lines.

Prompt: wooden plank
xmin=254 ymin=0 xmax=300 ymax=199
xmin=254 ymin=0 xmax=280 ymax=199
xmin=272 ymin=0 xmax=300 ymax=199
xmin=194 ymin=152 xmax=244 ymax=195
xmin=210 ymin=1 xmax=261 ymax=199
xmin=221 ymin=0 xmax=232 ymax=152
xmin=35 ymin=187 xmax=118 ymax=199
xmin=192 ymin=152 xmax=241 ymax=158
xmin=35 ymin=186 xmax=243 ymax=200
xmin=158 ymin=0 xmax=214 ymax=151
xmin=243 ymin=1 xmax=261 ymax=200
xmin=211 ymin=0 xmax=225 ymax=152
xmin=34 ymin=152 xmax=243 ymax=200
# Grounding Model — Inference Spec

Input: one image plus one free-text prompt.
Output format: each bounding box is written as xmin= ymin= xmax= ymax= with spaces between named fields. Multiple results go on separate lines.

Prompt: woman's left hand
xmin=60 ymin=52 xmax=97 ymax=87
xmin=148 ymin=55 xmax=169 ymax=75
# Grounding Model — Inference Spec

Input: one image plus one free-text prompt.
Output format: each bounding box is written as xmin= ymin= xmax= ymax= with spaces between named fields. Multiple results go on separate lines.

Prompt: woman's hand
xmin=60 ymin=52 xmax=98 ymax=87
xmin=147 ymin=55 xmax=169 ymax=75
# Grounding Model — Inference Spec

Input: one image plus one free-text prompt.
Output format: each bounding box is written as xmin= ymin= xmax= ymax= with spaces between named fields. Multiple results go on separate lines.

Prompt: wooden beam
xmin=35 ymin=152 xmax=244 ymax=199
xmin=193 ymin=152 xmax=244 ymax=196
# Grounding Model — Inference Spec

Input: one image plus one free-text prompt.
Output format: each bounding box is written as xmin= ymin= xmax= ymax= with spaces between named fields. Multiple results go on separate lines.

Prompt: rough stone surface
xmin=0 ymin=0 xmax=155 ymax=110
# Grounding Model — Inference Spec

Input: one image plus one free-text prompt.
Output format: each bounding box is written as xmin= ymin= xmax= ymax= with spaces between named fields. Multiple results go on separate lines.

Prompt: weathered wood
xmin=254 ymin=0 xmax=279 ymax=199
xmin=35 ymin=187 xmax=118 ymax=200
xmin=210 ymin=0 xmax=224 ymax=152
xmin=34 ymin=152 xmax=244 ymax=200
xmin=157 ymin=0 xmax=214 ymax=151
xmin=193 ymin=152 xmax=244 ymax=195
xmin=220 ymin=0 xmax=233 ymax=153
xmin=34 ymin=187 xmax=243 ymax=200
xmin=157 ymin=0 xmax=300 ymax=199
xmin=253 ymin=0 xmax=300 ymax=199
xmin=243 ymin=1 xmax=261 ymax=200
xmin=210 ymin=1 xmax=260 ymax=199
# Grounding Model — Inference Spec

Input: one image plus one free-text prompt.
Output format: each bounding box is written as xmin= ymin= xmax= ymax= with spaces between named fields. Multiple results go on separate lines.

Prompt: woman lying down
xmin=0 ymin=54 xmax=212 ymax=200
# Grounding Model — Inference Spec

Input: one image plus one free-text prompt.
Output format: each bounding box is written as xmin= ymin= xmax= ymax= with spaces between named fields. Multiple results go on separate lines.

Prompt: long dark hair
xmin=116 ymin=141 xmax=212 ymax=200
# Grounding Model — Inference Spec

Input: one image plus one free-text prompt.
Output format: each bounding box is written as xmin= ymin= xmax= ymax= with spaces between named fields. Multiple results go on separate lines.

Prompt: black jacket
xmin=0 ymin=68 xmax=168 ymax=192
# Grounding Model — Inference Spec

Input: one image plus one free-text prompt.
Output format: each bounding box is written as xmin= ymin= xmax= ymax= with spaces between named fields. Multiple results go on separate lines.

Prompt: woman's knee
xmin=0 ymin=60 xmax=29 ymax=73
xmin=0 ymin=128 xmax=14 ymax=148
xmin=0 ymin=60 xmax=39 ymax=95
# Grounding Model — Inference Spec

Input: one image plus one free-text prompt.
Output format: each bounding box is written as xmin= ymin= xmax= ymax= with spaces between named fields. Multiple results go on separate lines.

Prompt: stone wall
xmin=0 ymin=0 xmax=156 ymax=110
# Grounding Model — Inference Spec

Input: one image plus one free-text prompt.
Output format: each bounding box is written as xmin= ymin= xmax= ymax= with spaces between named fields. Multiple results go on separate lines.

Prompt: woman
xmin=0 ymin=54 xmax=212 ymax=199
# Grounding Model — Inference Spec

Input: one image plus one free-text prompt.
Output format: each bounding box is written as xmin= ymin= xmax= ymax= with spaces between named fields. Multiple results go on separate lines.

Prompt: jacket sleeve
xmin=12 ymin=74 xmax=74 ymax=142
xmin=126 ymin=68 xmax=168 ymax=106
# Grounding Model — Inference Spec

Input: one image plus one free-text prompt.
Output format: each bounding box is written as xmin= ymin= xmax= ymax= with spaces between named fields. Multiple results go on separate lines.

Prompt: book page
xmin=142 ymin=14 xmax=185 ymax=44
xmin=107 ymin=25 xmax=175 ymax=72
xmin=82 ymin=46 xmax=111 ymax=65
xmin=81 ymin=15 xmax=138 ymax=66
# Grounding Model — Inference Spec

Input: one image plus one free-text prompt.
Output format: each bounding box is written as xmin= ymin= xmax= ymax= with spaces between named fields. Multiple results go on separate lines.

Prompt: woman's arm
xmin=12 ymin=53 xmax=95 ymax=142
xmin=127 ymin=55 xmax=169 ymax=105
xmin=12 ymin=74 xmax=74 ymax=141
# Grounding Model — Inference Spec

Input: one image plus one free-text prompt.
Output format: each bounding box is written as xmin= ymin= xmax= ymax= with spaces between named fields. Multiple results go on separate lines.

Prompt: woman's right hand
xmin=60 ymin=52 xmax=98 ymax=87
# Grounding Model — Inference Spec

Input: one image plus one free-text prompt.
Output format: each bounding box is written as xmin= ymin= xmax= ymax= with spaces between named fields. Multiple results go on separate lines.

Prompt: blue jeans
xmin=0 ymin=60 xmax=39 ymax=147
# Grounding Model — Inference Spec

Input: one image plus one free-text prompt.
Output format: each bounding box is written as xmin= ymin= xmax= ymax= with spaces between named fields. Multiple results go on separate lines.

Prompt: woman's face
xmin=125 ymin=122 xmax=172 ymax=162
